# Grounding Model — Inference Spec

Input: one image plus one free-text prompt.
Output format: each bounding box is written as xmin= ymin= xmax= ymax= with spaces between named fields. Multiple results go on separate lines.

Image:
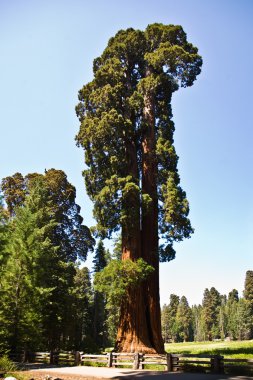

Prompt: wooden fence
xmin=9 ymin=351 xmax=253 ymax=375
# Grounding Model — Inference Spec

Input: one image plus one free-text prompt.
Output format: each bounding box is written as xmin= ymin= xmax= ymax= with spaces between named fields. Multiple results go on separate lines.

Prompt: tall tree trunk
xmin=141 ymin=67 xmax=164 ymax=353
xmin=115 ymin=139 xmax=155 ymax=353
xmin=116 ymin=67 xmax=164 ymax=353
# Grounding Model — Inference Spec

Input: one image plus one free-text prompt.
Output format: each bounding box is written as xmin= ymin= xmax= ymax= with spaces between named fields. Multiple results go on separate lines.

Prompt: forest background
xmin=0 ymin=1 xmax=252 ymax=308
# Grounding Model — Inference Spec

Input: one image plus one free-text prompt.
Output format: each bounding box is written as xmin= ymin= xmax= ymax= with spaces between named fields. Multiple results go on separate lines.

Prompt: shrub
xmin=0 ymin=355 xmax=17 ymax=372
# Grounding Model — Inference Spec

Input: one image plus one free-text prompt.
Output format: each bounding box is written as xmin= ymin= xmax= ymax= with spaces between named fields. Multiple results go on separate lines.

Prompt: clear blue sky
xmin=1 ymin=0 xmax=252 ymax=306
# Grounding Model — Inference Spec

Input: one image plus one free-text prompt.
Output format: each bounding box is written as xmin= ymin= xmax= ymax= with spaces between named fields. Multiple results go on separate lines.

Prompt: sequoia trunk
xmin=141 ymin=67 xmax=164 ymax=353
xmin=115 ymin=139 xmax=155 ymax=353
xmin=116 ymin=67 xmax=164 ymax=353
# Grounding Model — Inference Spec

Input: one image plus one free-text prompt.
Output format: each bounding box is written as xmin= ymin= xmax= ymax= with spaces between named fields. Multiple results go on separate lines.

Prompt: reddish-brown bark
xmin=115 ymin=67 xmax=164 ymax=354
xmin=115 ymin=135 xmax=156 ymax=353
xmin=141 ymin=73 xmax=164 ymax=354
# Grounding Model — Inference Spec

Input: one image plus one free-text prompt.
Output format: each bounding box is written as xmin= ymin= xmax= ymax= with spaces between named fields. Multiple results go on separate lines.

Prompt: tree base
xmin=115 ymin=336 xmax=165 ymax=354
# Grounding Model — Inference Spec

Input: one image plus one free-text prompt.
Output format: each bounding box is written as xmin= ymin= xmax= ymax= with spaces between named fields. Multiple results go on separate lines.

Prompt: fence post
xmin=220 ymin=356 xmax=224 ymax=373
xmin=22 ymin=350 xmax=28 ymax=363
xmin=133 ymin=353 xmax=139 ymax=370
xmin=139 ymin=353 xmax=144 ymax=369
xmin=75 ymin=351 xmax=81 ymax=366
xmin=211 ymin=355 xmax=223 ymax=373
xmin=107 ymin=352 xmax=113 ymax=367
xmin=50 ymin=351 xmax=55 ymax=365
xmin=166 ymin=353 xmax=173 ymax=372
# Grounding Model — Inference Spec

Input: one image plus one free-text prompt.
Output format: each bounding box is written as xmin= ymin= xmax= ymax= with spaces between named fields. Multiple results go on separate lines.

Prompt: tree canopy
xmin=76 ymin=23 xmax=202 ymax=260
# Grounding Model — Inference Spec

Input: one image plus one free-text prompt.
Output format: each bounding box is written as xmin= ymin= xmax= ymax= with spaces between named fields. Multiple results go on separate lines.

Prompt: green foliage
xmin=244 ymin=271 xmax=253 ymax=310
xmin=192 ymin=305 xmax=205 ymax=342
xmin=0 ymin=194 xmax=9 ymax=270
xmin=1 ymin=170 xmax=95 ymax=262
xmin=236 ymin=298 xmax=252 ymax=340
xmin=69 ymin=267 xmax=98 ymax=352
xmin=176 ymin=296 xmax=193 ymax=342
xmin=94 ymin=259 xmax=154 ymax=308
xmin=161 ymin=294 xmax=180 ymax=342
xmin=0 ymin=355 xmax=17 ymax=372
xmin=1 ymin=173 xmax=26 ymax=215
xmin=202 ymin=287 xmax=222 ymax=340
xmin=92 ymin=241 xmax=109 ymax=348
xmin=93 ymin=240 xmax=107 ymax=272
xmin=76 ymin=23 xmax=202 ymax=257
xmin=94 ymin=258 xmax=154 ymax=346
xmin=0 ymin=171 xmax=95 ymax=352
xmin=112 ymin=235 xmax=122 ymax=260
xmin=240 ymin=271 xmax=253 ymax=339
xmin=0 ymin=179 xmax=57 ymax=351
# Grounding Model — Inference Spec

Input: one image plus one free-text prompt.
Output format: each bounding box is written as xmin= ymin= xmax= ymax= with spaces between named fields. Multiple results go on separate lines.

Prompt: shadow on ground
xmin=111 ymin=372 xmax=252 ymax=380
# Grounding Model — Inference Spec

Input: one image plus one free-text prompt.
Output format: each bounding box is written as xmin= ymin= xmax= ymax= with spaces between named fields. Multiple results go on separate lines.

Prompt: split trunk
xmin=115 ymin=67 xmax=164 ymax=354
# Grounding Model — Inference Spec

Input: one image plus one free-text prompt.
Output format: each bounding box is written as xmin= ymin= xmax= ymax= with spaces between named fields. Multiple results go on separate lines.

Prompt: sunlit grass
xmin=165 ymin=340 xmax=253 ymax=358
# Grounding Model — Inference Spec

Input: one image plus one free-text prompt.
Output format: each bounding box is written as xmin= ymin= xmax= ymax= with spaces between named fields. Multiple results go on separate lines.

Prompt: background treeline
xmin=0 ymin=170 xmax=117 ymax=354
xmin=161 ymin=271 xmax=253 ymax=343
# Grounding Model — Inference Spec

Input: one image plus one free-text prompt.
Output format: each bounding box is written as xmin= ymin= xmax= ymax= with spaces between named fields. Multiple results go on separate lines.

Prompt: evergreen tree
xmin=243 ymin=271 xmax=253 ymax=338
xmin=70 ymin=267 xmax=95 ymax=352
xmin=92 ymin=240 xmax=108 ymax=348
xmin=244 ymin=271 xmax=253 ymax=307
xmin=0 ymin=194 xmax=8 ymax=270
xmin=175 ymin=296 xmax=192 ymax=342
xmin=93 ymin=240 xmax=107 ymax=272
xmin=202 ymin=287 xmax=221 ymax=340
xmin=2 ymin=169 xmax=95 ymax=263
xmin=76 ymin=23 xmax=202 ymax=353
xmin=236 ymin=298 xmax=252 ymax=340
xmin=166 ymin=294 xmax=180 ymax=342
xmin=1 ymin=173 xmax=26 ymax=216
xmin=226 ymin=289 xmax=239 ymax=339
xmin=218 ymin=295 xmax=227 ymax=340
xmin=0 ymin=171 xmax=95 ymax=351
xmin=228 ymin=289 xmax=239 ymax=303
xmin=0 ymin=195 xmax=10 ymax=350
xmin=161 ymin=304 xmax=170 ymax=342
xmin=192 ymin=304 xmax=205 ymax=342
xmin=0 ymin=180 xmax=57 ymax=351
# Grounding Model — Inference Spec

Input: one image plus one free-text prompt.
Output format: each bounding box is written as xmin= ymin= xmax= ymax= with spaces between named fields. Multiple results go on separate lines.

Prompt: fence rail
xmin=8 ymin=351 xmax=253 ymax=374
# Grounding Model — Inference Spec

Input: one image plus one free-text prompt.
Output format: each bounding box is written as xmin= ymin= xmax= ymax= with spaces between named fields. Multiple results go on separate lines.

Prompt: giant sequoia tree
xmin=76 ymin=23 xmax=202 ymax=353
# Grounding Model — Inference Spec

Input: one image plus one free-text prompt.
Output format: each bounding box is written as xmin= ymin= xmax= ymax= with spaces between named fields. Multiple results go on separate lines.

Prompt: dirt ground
xmin=21 ymin=366 xmax=253 ymax=380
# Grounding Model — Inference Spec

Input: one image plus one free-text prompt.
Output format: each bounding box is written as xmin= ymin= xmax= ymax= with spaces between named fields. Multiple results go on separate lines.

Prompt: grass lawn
xmin=165 ymin=340 xmax=253 ymax=359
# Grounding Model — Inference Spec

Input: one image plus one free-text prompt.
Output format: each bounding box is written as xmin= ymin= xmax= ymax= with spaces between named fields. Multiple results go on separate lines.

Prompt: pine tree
xmin=225 ymin=289 xmax=239 ymax=339
xmin=161 ymin=304 xmax=170 ymax=343
xmin=244 ymin=271 xmax=253 ymax=306
xmin=202 ymin=287 xmax=221 ymax=340
xmin=192 ymin=304 xmax=205 ymax=342
xmin=0 ymin=171 xmax=95 ymax=351
xmin=92 ymin=240 xmax=108 ymax=348
xmin=93 ymin=240 xmax=107 ymax=272
xmin=0 ymin=194 xmax=8 ymax=270
xmin=70 ymin=267 xmax=95 ymax=351
xmin=0 ymin=195 xmax=10 ymax=350
xmin=166 ymin=294 xmax=180 ymax=342
xmin=0 ymin=180 xmax=58 ymax=351
xmin=243 ymin=271 xmax=253 ymax=338
xmin=76 ymin=23 xmax=202 ymax=353
xmin=175 ymin=296 xmax=192 ymax=342
xmin=236 ymin=298 xmax=252 ymax=340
